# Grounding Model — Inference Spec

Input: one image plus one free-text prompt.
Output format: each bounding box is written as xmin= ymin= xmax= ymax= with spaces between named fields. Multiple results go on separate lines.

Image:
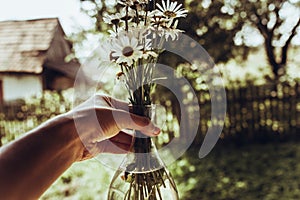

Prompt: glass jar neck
xmin=126 ymin=104 xmax=163 ymax=172
xmin=129 ymin=104 xmax=153 ymax=118
xmin=129 ymin=104 xmax=155 ymax=153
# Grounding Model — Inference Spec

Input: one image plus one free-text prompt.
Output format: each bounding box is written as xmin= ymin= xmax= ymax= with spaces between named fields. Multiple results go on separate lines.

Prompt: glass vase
xmin=107 ymin=105 xmax=179 ymax=200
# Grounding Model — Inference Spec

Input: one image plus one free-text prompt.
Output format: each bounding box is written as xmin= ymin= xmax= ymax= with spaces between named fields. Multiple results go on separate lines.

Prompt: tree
xmin=184 ymin=0 xmax=300 ymax=78
xmin=79 ymin=0 xmax=300 ymax=78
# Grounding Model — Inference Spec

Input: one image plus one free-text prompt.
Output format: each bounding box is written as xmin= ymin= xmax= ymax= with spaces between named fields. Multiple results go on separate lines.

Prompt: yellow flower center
xmin=164 ymin=11 xmax=177 ymax=18
xmin=122 ymin=46 xmax=134 ymax=57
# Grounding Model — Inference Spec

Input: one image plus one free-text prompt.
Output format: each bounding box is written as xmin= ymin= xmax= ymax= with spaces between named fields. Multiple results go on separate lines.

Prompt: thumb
xmin=112 ymin=109 xmax=161 ymax=137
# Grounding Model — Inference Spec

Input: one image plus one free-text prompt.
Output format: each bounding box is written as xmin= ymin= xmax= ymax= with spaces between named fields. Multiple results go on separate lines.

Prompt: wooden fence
xmin=0 ymin=82 xmax=299 ymax=146
xmin=223 ymin=82 xmax=299 ymax=142
xmin=0 ymin=92 xmax=71 ymax=146
xmin=160 ymin=81 xmax=300 ymax=145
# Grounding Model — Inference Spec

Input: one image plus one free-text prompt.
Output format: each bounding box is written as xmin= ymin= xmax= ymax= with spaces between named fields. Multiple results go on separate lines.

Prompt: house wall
xmin=52 ymin=76 xmax=75 ymax=90
xmin=0 ymin=74 xmax=42 ymax=102
xmin=42 ymin=68 xmax=74 ymax=90
xmin=43 ymin=24 xmax=79 ymax=90
xmin=46 ymin=25 xmax=72 ymax=62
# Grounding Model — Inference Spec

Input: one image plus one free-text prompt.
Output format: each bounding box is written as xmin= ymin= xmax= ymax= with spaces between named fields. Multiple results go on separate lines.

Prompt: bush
xmin=0 ymin=90 xmax=73 ymax=146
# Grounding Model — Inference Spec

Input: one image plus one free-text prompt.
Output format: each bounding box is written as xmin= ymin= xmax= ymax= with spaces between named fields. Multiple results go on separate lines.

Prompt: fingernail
xmin=153 ymin=127 xmax=161 ymax=135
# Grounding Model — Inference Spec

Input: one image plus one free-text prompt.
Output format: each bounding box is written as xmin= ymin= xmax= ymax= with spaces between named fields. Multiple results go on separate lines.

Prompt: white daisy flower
xmin=142 ymin=50 xmax=158 ymax=59
xmin=103 ymin=8 xmax=135 ymax=25
xmin=139 ymin=0 xmax=149 ymax=4
xmin=96 ymin=40 xmax=118 ymax=68
xmin=118 ymin=0 xmax=133 ymax=6
xmin=149 ymin=10 xmax=169 ymax=27
xmin=127 ymin=26 xmax=151 ymax=40
xmin=111 ymin=34 xmax=144 ymax=66
xmin=103 ymin=13 xmax=122 ymax=25
xmin=108 ymin=25 xmax=119 ymax=38
xmin=134 ymin=9 xmax=149 ymax=24
xmin=118 ymin=0 xmax=149 ymax=7
xmin=139 ymin=37 xmax=158 ymax=59
xmin=160 ymin=20 xmax=183 ymax=41
xmin=156 ymin=0 xmax=188 ymax=19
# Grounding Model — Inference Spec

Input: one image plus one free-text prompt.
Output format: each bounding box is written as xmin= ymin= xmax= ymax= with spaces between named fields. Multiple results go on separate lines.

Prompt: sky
xmin=0 ymin=0 xmax=93 ymax=35
xmin=0 ymin=0 xmax=299 ymax=59
xmin=0 ymin=0 xmax=103 ymax=59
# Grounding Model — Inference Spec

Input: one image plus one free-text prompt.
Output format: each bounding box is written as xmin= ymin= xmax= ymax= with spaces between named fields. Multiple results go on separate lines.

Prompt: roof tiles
xmin=0 ymin=18 xmax=59 ymax=73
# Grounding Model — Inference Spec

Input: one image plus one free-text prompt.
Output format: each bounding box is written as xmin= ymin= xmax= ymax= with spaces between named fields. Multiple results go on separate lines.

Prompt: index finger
xmin=112 ymin=109 xmax=161 ymax=137
xmin=99 ymin=95 xmax=129 ymax=111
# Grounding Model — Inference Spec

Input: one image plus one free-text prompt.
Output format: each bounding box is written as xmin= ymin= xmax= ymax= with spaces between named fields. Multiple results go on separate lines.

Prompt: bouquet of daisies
xmin=100 ymin=0 xmax=187 ymax=106
xmin=102 ymin=1 xmax=187 ymax=199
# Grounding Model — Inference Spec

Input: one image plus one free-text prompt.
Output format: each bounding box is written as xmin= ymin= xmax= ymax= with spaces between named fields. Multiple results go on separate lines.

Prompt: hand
xmin=0 ymin=94 xmax=161 ymax=199
xmin=66 ymin=94 xmax=160 ymax=160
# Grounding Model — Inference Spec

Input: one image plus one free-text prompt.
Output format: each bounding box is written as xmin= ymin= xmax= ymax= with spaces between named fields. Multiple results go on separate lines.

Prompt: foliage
xmin=40 ymin=141 xmax=300 ymax=200
xmin=79 ymin=0 xmax=300 ymax=78
xmin=1 ymin=79 xmax=299 ymax=148
xmin=170 ymin=141 xmax=300 ymax=200
xmin=41 ymin=159 xmax=113 ymax=199
xmin=0 ymin=90 xmax=73 ymax=146
xmin=184 ymin=0 xmax=300 ymax=78
xmin=0 ymin=75 xmax=298 ymax=199
xmin=97 ymin=0 xmax=187 ymax=105
xmin=170 ymin=60 xmax=300 ymax=145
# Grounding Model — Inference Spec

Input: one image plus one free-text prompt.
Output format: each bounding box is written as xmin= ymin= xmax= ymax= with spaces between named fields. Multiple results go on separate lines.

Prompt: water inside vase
xmin=107 ymin=105 xmax=179 ymax=200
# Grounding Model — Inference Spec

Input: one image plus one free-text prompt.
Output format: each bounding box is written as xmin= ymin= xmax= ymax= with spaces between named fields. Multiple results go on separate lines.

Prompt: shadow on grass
xmin=41 ymin=138 xmax=300 ymax=200
xmin=170 ymin=141 xmax=300 ymax=200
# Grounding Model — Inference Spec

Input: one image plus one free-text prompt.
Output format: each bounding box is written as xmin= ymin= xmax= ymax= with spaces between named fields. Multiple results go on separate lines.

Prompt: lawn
xmin=41 ymin=141 xmax=300 ymax=200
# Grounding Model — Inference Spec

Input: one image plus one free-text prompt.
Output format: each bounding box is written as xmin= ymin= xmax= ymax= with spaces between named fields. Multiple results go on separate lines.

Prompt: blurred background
xmin=0 ymin=0 xmax=299 ymax=199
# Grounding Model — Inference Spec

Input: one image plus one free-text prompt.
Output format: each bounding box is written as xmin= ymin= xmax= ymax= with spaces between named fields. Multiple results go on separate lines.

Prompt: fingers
xmin=96 ymin=131 xmax=133 ymax=154
xmin=129 ymin=113 xmax=161 ymax=136
xmin=95 ymin=94 xmax=129 ymax=111
xmin=81 ymin=131 xmax=133 ymax=157
xmin=109 ymin=131 xmax=133 ymax=146
xmin=93 ymin=94 xmax=161 ymax=136
xmin=108 ymin=97 xmax=129 ymax=111
xmin=104 ymin=141 xmax=130 ymax=154
xmin=113 ymin=110 xmax=161 ymax=137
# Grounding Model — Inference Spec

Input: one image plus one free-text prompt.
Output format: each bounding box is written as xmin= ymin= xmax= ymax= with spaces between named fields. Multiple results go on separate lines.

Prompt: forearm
xmin=0 ymin=115 xmax=84 ymax=199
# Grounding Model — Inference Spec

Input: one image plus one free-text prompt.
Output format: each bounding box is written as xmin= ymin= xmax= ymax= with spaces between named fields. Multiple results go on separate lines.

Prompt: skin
xmin=0 ymin=95 xmax=160 ymax=199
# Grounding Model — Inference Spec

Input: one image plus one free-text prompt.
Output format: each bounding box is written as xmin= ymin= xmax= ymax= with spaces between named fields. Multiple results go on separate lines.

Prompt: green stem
xmin=158 ymin=169 xmax=166 ymax=188
xmin=125 ymin=6 xmax=129 ymax=31
xmin=127 ymin=179 xmax=133 ymax=200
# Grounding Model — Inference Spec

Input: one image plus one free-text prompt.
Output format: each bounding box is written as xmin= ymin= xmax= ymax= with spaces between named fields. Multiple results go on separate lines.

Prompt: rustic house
xmin=0 ymin=18 xmax=80 ymax=103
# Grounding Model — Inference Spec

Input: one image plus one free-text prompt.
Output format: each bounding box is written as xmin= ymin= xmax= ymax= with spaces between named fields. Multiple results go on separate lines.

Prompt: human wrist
xmin=40 ymin=114 xmax=86 ymax=162
xmin=60 ymin=115 xmax=86 ymax=162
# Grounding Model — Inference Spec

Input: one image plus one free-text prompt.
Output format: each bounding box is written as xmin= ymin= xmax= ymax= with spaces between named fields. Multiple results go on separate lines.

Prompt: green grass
xmin=41 ymin=141 xmax=300 ymax=200
xmin=41 ymin=159 xmax=113 ymax=200
xmin=171 ymin=141 xmax=300 ymax=200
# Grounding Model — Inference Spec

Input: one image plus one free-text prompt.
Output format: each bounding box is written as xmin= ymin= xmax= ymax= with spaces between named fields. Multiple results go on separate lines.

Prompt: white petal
xmin=173 ymin=20 xmax=178 ymax=28
xmin=156 ymin=3 xmax=164 ymax=12
xmin=170 ymin=2 xmax=178 ymax=11
xmin=148 ymin=51 xmax=158 ymax=57
xmin=161 ymin=0 xmax=166 ymax=11
xmin=126 ymin=58 xmax=133 ymax=66
xmin=166 ymin=0 xmax=170 ymax=10
xmin=112 ymin=43 xmax=123 ymax=52
xmin=131 ymin=37 xmax=139 ymax=48
xmin=122 ymin=36 xmax=130 ymax=46
xmin=112 ymin=51 xmax=122 ymax=57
